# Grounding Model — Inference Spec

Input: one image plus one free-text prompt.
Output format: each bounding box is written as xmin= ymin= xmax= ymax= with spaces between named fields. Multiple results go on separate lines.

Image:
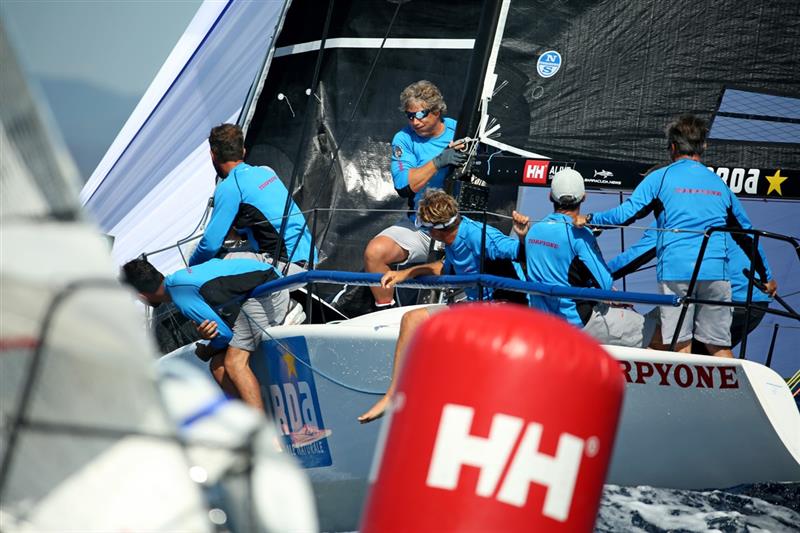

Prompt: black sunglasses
xmin=405 ymin=109 xmax=432 ymax=120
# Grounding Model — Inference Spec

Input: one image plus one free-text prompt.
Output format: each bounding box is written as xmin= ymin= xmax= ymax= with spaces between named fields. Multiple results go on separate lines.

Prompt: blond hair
xmin=399 ymin=80 xmax=447 ymax=115
xmin=417 ymin=189 xmax=459 ymax=225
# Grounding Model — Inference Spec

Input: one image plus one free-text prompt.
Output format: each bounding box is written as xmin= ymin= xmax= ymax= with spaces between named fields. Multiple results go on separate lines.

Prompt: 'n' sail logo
xmin=537 ymin=50 xmax=562 ymax=78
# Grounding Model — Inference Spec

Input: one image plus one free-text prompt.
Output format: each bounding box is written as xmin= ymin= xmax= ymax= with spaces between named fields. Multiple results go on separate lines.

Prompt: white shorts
xmin=660 ymin=280 xmax=732 ymax=346
xmin=230 ymin=290 xmax=289 ymax=351
xmin=222 ymin=251 xmax=290 ymax=351
xmin=582 ymin=304 xmax=658 ymax=348
xmin=376 ymin=216 xmax=432 ymax=265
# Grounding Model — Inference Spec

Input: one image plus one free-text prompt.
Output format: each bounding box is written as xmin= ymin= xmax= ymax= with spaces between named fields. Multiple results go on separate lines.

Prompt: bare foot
xmin=358 ymin=395 xmax=391 ymax=424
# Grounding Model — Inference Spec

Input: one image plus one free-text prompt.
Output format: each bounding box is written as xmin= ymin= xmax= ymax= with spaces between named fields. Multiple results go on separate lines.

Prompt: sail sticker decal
xmin=536 ymin=50 xmax=562 ymax=78
xmin=258 ymin=336 xmax=333 ymax=468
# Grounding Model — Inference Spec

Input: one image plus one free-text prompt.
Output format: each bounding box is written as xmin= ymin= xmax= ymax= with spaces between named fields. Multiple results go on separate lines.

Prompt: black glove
xmin=432 ymin=147 xmax=468 ymax=169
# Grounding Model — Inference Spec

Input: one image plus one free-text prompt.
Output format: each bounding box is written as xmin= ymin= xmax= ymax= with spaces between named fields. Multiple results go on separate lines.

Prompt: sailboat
xmin=82 ymin=0 xmax=799 ymax=530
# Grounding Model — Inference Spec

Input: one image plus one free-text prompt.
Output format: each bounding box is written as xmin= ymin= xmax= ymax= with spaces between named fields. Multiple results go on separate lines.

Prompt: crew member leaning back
xmin=575 ymin=115 xmax=774 ymax=357
xmin=363 ymin=80 xmax=467 ymax=310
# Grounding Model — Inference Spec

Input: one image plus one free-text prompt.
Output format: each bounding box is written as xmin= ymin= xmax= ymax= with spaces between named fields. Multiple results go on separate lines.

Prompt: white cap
xmin=550 ymin=168 xmax=585 ymax=203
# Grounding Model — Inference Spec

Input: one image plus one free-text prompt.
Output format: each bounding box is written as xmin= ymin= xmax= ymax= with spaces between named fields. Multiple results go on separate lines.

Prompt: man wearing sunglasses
xmin=363 ymin=80 xmax=467 ymax=310
xmin=358 ymin=189 xmax=526 ymax=423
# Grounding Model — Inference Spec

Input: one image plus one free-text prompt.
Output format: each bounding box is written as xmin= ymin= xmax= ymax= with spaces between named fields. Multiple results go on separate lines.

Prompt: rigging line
xmin=310 ymin=1 xmax=405 ymax=253
xmin=0 ymin=279 xmax=137 ymax=501
xmin=270 ymin=0 xmax=337 ymax=270
xmin=238 ymin=308 xmax=385 ymax=396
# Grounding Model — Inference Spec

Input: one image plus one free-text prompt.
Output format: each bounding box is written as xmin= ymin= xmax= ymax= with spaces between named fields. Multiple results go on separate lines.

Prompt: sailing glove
xmin=432 ymin=147 xmax=468 ymax=169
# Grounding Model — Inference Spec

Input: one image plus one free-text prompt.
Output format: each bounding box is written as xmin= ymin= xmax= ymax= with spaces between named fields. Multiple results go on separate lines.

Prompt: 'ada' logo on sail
xmin=708 ymin=166 xmax=760 ymax=195
xmin=537 ymin=50 xmax=562 ymax=78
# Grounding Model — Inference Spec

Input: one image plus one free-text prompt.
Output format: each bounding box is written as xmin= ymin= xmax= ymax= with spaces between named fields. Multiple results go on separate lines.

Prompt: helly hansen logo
xmin=523 ymin=160 xmax=550 ymax=185
xmin=426 ymin=404 xmax=593 ymax=522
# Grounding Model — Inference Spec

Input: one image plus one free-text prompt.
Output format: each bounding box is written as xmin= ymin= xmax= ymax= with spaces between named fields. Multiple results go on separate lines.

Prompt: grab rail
xmin=669 ymin=227 xmax=800 ymax=358
xmin=250 ymin=270 xmax=681 ymax=307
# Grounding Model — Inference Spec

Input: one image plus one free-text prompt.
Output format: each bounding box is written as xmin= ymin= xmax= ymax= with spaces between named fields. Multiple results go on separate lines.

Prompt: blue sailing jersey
xmin=390 ymin=117 xmax=456 ymax=218
xmin=608 ymin=223 xmax=772 ymax=303
xmin=442 ymin=216 xmax=522 ymax=301
xmin=166 ymin=258 xmax=280 ymax=349
xmin=591 ymin=159 xmax=767 ymax=282
xmin=523 ymin=213 xmax=613 ymax=326
xmin=189 ymin=163 xmax=317 ymax=267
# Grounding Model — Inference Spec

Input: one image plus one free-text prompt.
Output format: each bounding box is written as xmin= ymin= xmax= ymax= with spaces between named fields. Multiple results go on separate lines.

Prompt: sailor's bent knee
xmin=400 ymin=307 xmax=431 ymax=330
xmin=364 ymin=237 xmax=395 ymax=265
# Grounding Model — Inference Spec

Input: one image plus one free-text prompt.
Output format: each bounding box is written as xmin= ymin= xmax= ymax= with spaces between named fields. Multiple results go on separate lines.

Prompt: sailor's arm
xmin=726 ymin=193 xmax=775 ymax=292
xmin=574 ymin=233 xmax=614 ymax=291
xmin=608 ymin=224 xmax=658 ymax=279
xmin=189 ymin=181 xmax=240 ymax=266
xmin=381 ymin=260 xmax=445 ymax=289
xmin=173 ymin=289 xmax=235 ymax=350
xmin=391 ymin=137 xmax=466 ymax=196
xmin=577 ymin=174 xmax=660 ymax=228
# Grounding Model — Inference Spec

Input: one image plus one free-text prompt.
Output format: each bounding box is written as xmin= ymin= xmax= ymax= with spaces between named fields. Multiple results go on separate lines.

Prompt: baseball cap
xmin=550 ymin=168 xmax=585 ymax=203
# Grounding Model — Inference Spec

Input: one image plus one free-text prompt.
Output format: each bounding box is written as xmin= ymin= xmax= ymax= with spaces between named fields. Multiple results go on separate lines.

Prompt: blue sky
xmin=1 ymin=0 xmax=202 ymax=177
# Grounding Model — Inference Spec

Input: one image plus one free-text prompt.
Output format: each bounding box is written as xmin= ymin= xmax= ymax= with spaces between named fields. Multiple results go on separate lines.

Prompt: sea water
xmin=596 ymin=483 xmax=800 ymax=532
xmin=337 ymin=483 xmax=799 ymax=532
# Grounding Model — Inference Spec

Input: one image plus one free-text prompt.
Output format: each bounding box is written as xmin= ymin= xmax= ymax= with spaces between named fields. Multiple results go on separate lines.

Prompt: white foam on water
xmin=596 ymin=484 xmax=800 ymax=532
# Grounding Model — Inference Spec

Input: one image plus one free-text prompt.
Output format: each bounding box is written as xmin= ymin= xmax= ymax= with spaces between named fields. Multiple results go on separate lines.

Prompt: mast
xmin=452 ymin=0 xmax=505 ymax=145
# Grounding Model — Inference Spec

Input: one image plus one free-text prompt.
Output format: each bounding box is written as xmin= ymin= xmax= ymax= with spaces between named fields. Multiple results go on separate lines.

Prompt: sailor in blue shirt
xmin=189 ymin=123 xmax=317 ymax=272
xmin=608 ymin=223 xmax=775 ymax=349
xmin=515 ymin=168 xmax=656 ymax=348
xmin=576 ymin=115 xmax=774 ymax=356
xmin=363 ymin=81 xmax=467 ymax=309
xmin=122 ymin=256 xmax=288 ymax=412
xmin=358 ymin=189 xmax=524 ymax=424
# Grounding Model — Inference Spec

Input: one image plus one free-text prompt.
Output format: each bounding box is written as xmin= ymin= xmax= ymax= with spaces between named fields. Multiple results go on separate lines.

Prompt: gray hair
xmin=399 ymin=80 xmax=447 ymax=115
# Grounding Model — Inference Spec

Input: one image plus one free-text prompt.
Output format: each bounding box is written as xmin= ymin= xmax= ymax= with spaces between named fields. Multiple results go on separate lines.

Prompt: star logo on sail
xmin=282 ymin=353 xmax=298 ymax=378
xmin=765 ymin=169 xmax=788 ymax=196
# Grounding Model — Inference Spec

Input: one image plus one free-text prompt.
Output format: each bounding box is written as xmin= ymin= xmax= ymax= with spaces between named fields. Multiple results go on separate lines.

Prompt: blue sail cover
xmin=80 ymin=0 xmax=289 ymax=274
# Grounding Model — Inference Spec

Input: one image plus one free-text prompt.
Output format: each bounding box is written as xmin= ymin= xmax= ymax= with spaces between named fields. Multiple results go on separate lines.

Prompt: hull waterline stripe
xmin=275 ymin=38 xmax=475 ymax=57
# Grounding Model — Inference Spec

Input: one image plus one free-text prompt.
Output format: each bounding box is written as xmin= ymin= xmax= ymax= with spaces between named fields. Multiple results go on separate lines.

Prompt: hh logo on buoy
xmin=426 ymin=404 xmax=596 ymax=522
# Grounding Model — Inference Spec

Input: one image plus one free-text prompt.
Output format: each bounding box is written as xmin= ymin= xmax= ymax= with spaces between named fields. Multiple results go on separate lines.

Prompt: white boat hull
xmin=165 ymin=305 xmax=800 ymax=531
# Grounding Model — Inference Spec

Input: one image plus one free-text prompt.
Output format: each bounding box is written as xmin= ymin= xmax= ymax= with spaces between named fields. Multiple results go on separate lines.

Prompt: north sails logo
xmin=426 ymin=404 xmax=596 ymax=522
xmin=537 ymin=50 xmax=562 ymax=78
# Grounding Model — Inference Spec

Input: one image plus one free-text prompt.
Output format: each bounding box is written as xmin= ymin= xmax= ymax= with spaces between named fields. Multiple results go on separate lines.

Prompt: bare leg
xmin=364 ymin=236 xmax=409 ymax=305
xmin=674 ymin=340 xmax=692 ymax=353
xmin=358 ymin=307 xmax=431 ymax=423
xmin=210 ymin=352 xmax=240 ymax=398
xmin=223 ymin=346 xmax=264 ymax=411
xmin=704 ymin=343 xmax=733 ymax=358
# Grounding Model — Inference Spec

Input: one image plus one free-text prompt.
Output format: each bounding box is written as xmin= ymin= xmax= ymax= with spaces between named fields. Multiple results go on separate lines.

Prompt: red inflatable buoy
xmin=361 ymin=303 xmax=625 ymax=532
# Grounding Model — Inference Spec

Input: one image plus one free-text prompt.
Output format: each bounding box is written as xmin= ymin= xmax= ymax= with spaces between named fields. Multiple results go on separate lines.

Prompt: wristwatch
xmin=584 ymin=213 xmax=594 ymax=224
